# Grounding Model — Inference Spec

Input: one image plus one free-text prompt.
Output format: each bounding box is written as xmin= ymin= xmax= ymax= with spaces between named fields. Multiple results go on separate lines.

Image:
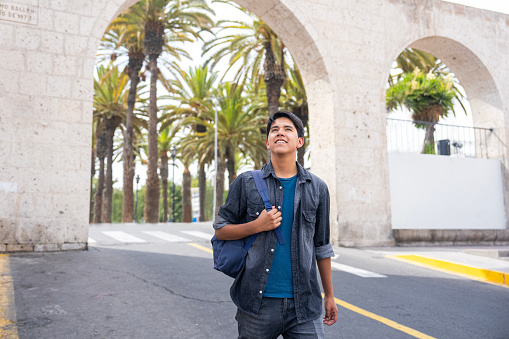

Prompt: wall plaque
xmin=0 ymin=1 xmax=38 ymax=25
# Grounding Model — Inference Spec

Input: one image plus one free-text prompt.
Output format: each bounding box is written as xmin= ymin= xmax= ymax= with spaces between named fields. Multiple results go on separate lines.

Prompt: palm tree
xmin=120 ymin=0 xmax=214 ymax=223
xmin=180 ymin=153 xmax=194 ymax=222
xmin=160 ymin=65 xmax=218 ymax=221
xmin=389 ymin=48 xmax=440 ymax=86
xmin=93 ymin=128 xmax=107 ymax=223
xmin=203 ymin=4 xmax=289 ymax=117
xmin=157 ymin=127 xmax=175 ymax=222
xmin=216 ymin=82 xmax=267 ymax=185
xmin=90 ymin=121 xmax=98 ymax=223
xmin=100 ymin=23 xmax=147 ymax=223
xmin=93 ymin=65 xmax=129 ymax=222
xmin=179 ymin=82 xmax=267 ymax=215
xmin=178 ymin=127 xmax=216 ymax=219
xmin=389 ymin=48 xmax=466 ymax=113
xmin=387 ymin=68 xmax=457 ymax=154
xmin=281 ymin=66 xmax=308 ymax=166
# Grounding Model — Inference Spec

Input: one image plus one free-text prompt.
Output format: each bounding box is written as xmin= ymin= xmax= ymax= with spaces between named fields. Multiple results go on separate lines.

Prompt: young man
xmin=214 ymin=111 xmax=338 ymax=338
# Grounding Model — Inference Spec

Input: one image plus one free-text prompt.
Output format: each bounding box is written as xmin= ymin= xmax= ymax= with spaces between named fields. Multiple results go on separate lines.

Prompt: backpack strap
xmin=251 ymin=170 xmax=286 ymax=245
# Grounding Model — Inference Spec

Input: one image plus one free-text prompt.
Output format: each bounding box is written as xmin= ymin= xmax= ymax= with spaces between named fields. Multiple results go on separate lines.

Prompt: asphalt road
xmin=7 ymin=222 xmax=509 ymax=339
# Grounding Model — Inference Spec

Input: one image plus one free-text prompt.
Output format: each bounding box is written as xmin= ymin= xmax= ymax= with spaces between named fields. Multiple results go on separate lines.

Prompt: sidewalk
xmin=367 ymin=246 xmax=509 ymax=287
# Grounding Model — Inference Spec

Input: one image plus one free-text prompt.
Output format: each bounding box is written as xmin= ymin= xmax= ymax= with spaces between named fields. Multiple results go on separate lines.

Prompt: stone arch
xmin=90 ymin=0 xmax=334 ymax=132
xmin=412 ymin=37 xmax=503 ymax=130
xmin=88 ymin=0 xmax=339 ymax=239
xmin=385 ymin=35 xmax=506 ymax=150
xmin=384 ymin=34 xmax=509 ymax=236
xmin=92 ymin=0 xmax=331 ymax=85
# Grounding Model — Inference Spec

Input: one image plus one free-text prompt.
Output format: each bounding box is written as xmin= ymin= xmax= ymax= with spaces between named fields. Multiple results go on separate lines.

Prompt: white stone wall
xmin=0 ymin=0 xmax=94 ymax=251
xmin=389 ymin=153 xmax=506 ymax=230
xmin=1 ymin=0 xmax=508 ymax=251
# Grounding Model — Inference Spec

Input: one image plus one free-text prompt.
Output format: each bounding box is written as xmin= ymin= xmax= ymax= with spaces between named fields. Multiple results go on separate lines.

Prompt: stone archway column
xmin=242 ymin=0 xmax=395 ymax=247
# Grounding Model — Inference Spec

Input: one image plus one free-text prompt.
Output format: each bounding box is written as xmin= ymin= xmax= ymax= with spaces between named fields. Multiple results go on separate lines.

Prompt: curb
xmin=0 ymin=254 xmax=19 ymax=339
xmin=389 ymin=254 xmax=509 ymax=287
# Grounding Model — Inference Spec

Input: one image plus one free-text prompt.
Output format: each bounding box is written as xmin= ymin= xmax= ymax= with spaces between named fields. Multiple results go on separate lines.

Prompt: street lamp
xmin=213 ymin=98 xmax=218 ymax=223
xmin=170 ymin=145 xmax=177 ymax=223
xmin=134 ymin=174 xmax=140 ymax=223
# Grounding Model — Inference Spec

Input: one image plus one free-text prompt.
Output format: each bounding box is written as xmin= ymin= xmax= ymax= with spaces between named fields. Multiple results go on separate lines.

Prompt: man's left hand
xmin=323 ymin=296 xmax=338 ymax=326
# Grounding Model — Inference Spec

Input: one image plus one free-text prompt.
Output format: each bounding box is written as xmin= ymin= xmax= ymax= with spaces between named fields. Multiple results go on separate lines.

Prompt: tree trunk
xmin=225 ymin=146 xmax=236 ymax=187
xmin=102 ymin=119 xmax=115 ymax=223
xmin=90 ymin=139 xmax=96 ymax=223
xmin=160 ymin=153 xmax=168 ymax=223
xmin=144 ymin=54 xmax=161 ymax=223
xmin=198 ymin=164 xmax=206 ymax=221
xmin=122 ymin=49 xmax=143 ymax=223
xmin=294 ymin=105 xmax=308 ymax=166
xmin=93 ymin=130 xmax=107 ymax=224
xmin=215 ymin=156 xmax=226 ymax=217
xmin=422 ymin=122 xmax=437 ymax=154
xmin=264 ymin=41 xmax=286 ymax=117
xmin=182 ymin=167 xmax=192 ymax=222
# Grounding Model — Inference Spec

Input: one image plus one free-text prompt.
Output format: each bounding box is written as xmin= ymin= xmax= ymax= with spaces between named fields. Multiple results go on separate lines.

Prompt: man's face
xmin=266 ymin=117 xmax=304 ymax=155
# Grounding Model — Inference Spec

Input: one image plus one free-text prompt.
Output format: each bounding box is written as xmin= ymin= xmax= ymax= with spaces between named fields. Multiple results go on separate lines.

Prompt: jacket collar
xmin=262 ymin=161 xmax=311 ymax=184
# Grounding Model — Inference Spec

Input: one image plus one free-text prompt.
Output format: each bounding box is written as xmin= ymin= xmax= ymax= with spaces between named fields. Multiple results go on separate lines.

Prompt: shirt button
xmin=259 ymin=290 xmax=263 ymax=294
xmin=270 ymin=249 xmax=274 ymax=252
xmin=279 ymin=186 xmax=282 ymax=190
xmin=266 ymin=268 xmax=269 ymax=272
xmin=256 ymin=212 xmax=259 ymax=215
xmin=277 ymin=206 xmax=281 ymax=209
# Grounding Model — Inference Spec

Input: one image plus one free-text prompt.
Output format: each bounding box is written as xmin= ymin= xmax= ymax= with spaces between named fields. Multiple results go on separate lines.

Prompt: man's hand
xmin=256 ymin=207 xmax=282 ymax=232
xmin=323 ymin=295 xmax=338 ymax=326
xmin=214 ymin=207 xmax=281 ymax=240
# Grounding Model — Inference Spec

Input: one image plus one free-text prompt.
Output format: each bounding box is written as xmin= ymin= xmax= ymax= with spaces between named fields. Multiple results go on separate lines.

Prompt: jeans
xmin=236 ymin=297 xmax=325 ymax=339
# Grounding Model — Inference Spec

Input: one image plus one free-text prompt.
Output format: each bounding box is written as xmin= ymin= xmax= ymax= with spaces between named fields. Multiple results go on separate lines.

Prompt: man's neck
xmin=271 ymin=154 xmax=298 ymax=178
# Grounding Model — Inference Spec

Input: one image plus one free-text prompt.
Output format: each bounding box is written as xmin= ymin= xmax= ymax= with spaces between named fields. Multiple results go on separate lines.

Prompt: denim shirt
xmin=213 ymin=162 xmax=335 ymax=324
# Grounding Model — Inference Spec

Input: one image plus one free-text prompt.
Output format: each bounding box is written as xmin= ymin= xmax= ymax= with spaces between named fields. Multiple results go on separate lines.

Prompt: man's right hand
xmin=214 ymin=207 xmax=282 ymax=240
xmin=256 ymin=207 xmax=282 ymax=232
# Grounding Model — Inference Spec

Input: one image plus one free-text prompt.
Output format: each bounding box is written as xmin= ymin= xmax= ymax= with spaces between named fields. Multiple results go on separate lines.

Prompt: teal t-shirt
xmin=263 ymin=174 xmax=297 ymax=298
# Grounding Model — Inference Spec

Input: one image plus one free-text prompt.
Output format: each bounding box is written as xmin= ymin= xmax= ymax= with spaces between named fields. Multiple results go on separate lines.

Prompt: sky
xmin=443 ymin=0 xmax=509 ymax=14
xmin=110 ymin=0 xmax=509 ymax=189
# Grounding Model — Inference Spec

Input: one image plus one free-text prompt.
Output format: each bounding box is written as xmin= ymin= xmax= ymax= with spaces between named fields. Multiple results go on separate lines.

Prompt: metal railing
xmin=386 ymin=118 xmax=505 ymax=159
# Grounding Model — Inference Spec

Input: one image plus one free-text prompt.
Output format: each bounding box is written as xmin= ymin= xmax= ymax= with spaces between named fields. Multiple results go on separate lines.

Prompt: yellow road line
xmin=187 ymin=243 xmax=213 ymax=254
xmin=191 ymin=243 xmax=435 ymax=339
xmin=332 ymin=296 xmax=436 ymax=339
xmin=0 ymin=254 xmax=19 ymax=339
xmin=389 ymin=255 xmax=509 ymax=288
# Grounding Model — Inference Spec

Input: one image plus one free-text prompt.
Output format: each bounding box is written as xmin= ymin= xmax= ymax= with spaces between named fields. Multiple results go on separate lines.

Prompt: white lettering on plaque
xmin=0 ymin=1 xmax=38 ymax=25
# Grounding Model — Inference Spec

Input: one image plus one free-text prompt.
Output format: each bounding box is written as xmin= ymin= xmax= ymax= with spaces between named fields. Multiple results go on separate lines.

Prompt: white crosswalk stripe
xmin=331 ymin=262 xmax=387 ymax=278
xmin=103 ymin=231 xmax=147 ymax=243
xmin=180 ymin=230 xmax=213 ymax=240
xmin=93 ymin=229 xmax=387 ymax=278
xmin=143 ymin=231 xmax=191 ymax=242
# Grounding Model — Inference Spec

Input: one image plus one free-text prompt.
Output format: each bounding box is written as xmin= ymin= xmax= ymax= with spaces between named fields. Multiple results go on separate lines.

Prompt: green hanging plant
xmin=387 ymin=68 xmax=458 ymax=154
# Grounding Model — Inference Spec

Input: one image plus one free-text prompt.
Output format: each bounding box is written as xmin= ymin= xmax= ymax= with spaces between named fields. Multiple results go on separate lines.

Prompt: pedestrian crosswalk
xmin=102 ymin=231 xmax=147 ymax=243
xmin=88 ymin=228 xmax=386 ymax=279
xmin=142 ymin=231 xmax=191 ymax=242
xmin=88 ymin=229 xmax=212 ymax=245
xmin=180 ymin=230 xmax=214 ymax=240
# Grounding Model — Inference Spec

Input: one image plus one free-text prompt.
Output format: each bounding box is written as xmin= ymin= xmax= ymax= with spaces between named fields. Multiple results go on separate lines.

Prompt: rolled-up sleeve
xmin=213 ymin=174 xmax=247 ymax=230
xmin=314 ymin=185 xmax=335 ymax=260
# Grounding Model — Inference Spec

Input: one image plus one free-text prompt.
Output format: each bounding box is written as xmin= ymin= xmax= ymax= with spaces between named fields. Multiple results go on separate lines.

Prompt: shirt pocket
xmin=247 ymin=204 xmax=265 ymax=222
xmin=302 ymin=211 xmax=316 ymax=238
